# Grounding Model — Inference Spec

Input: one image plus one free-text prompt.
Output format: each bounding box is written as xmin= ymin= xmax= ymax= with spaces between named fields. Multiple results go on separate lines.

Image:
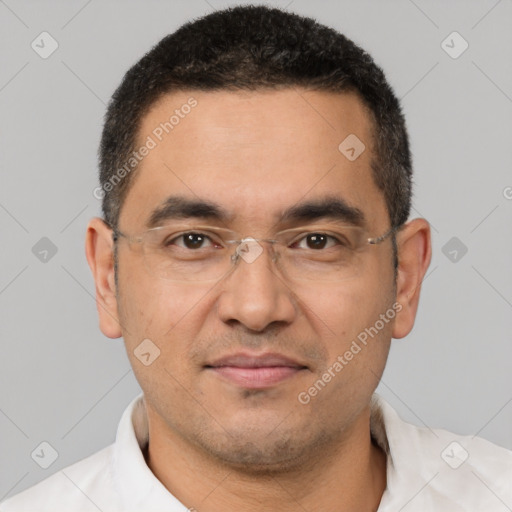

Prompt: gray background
xmin=1 ymin=0 xmax=511 ymax=499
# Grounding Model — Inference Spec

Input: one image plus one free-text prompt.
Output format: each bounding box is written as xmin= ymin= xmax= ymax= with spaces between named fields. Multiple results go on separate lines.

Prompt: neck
xmin=144 ymin=404 xmax=387 ymax=512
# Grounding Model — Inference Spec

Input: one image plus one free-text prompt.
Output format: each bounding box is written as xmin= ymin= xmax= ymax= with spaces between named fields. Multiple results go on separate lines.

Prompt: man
xmin=2 ymin=5 xmax=511 ymax=511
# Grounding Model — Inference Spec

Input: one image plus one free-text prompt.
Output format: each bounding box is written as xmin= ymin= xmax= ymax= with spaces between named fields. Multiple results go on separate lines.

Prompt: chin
xmin=204 ymin=437 xmax=306 ymax=475
xmin=192 ymin=416 xmax=336 ymax=475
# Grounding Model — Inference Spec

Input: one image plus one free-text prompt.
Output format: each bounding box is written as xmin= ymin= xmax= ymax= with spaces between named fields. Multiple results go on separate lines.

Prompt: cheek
xmin=303 ymin=270 xmax=394 ymax=359
xmin=300 ymin=281 xmax=393 ymax=407
xmin=116 ymin=272 xmax=213 ymax=395
xmin=116 ymin=258 xmax=209 ymax=346
xmin=304 ymin=280 xmax=376 ymax=333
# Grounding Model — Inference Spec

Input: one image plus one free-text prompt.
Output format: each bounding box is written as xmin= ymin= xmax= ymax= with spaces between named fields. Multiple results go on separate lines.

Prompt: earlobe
xmin=85 ymin=217 xmax=123 ymax=339
xmin=392 ymin=218 xmax=432 ymax=339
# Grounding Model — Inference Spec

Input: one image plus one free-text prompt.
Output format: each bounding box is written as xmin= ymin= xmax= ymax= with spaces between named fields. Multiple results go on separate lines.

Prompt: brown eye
xmin=306 ymin=234 xmax=328 ymax=249
xmin=169 ymin=233 xmax=214 ymax=249
xmin=295 ymin=233 xmax=338 ymax=250
xmin=184 ymin=233 xmax=207 ymax=249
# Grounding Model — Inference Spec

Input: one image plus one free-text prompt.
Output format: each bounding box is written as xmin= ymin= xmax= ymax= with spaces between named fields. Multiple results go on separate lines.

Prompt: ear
xmin=85 ymin=217 xmax=122 ymax=339
xmin=392 ymin=218 xmax=432 ymax=339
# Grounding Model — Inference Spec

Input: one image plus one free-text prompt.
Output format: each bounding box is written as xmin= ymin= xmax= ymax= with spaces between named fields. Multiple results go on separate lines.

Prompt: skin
xmin=86 ymin=88 xmax=431 ymax=512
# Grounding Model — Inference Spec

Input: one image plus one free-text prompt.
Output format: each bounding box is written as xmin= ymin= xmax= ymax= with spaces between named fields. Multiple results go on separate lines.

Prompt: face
xmin=88 ymin=88 xmax=429 ymax=472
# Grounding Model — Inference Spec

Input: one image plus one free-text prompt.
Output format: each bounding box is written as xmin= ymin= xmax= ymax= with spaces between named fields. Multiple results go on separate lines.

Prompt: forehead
xmin=120 ymin=88 xmax=387 ymax=231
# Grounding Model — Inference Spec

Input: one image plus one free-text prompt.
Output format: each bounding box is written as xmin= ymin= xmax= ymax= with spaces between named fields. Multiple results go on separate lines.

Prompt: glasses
xmin=112 ymin=222 xmax=398 ymax=282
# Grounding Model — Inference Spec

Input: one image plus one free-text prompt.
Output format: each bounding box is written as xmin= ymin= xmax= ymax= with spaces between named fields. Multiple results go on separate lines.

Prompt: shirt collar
xmin=113 ymin=393 xmax=188 ymax=510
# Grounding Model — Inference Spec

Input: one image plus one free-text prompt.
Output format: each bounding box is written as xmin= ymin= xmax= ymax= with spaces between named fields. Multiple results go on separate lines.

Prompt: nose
xmin=216 ymin=239 xmax=297 ymax=332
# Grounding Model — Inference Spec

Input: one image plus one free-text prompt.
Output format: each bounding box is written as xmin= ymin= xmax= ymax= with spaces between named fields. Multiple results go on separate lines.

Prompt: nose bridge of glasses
xmin=231 ymin=237 xmax=279 ymax=266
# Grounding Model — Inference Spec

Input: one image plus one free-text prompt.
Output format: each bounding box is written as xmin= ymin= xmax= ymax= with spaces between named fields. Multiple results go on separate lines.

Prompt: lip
xmin=205 ymin=352 xmax=308 ymax=389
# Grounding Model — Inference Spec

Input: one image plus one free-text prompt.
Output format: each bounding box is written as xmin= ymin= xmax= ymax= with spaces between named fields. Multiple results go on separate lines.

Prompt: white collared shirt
xmin=2 ymin=393 xmax=511 ymax=511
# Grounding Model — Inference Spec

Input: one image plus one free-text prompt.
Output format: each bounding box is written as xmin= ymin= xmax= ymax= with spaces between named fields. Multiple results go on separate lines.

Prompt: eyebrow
xmin=146 ymin=196 xmax=232 ymax=228
xmin=146 ymin=195 xmax=365 ymax=229
xmin=279 ymin=196 xmax=365 ymax=227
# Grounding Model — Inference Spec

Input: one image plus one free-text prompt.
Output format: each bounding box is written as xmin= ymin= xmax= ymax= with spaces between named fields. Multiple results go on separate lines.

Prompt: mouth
xmin=204 ymin=352 xmax=309 ymax=389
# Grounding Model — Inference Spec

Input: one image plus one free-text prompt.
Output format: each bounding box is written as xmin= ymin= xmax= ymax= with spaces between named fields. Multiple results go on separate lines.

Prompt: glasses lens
xmin=141 ymin=226 xmax=230 ymax=281
xmin=274 ymin=226 xmax=366 ymax=282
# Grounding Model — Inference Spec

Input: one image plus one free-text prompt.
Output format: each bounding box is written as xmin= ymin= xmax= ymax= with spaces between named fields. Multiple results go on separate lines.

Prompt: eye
xmin=293 ymin=233 xmax=340 ymax=250
xmin=167 ymin=232 xmax=217 ymax=250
